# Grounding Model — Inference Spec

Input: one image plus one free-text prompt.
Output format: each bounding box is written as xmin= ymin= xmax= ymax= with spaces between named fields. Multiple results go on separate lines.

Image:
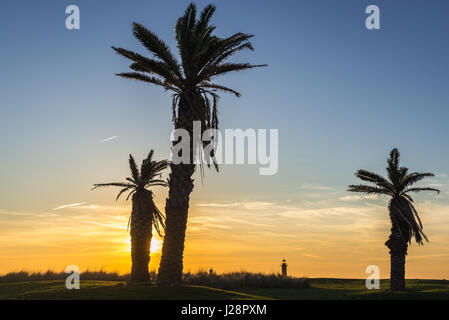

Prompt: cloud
xmin=85 ymin=221 xmax=127 ymax=230
xmin=300 ymin=183 xmax=334 ymax=191
xmin=196 ymin=201 xmax=275 ymax=210
xmin=225 ymin=217 xmax=271 ymax=227
xmin=196 ymin=203 xmax=234 ymax=208
xmin=98 ymin=136 xmax=118 ymax=143
xmin=427 ymin=183 xmax=447 ymax=188
xmin=0 ymin=209 xmax=34 ymax=217
xmin=52 ymin=202 xmax=86 ymax=210
xmin=299 ymin=253 xmax=322 ymax=259
xmin=339 ymin=195 xmax=379 ymax=201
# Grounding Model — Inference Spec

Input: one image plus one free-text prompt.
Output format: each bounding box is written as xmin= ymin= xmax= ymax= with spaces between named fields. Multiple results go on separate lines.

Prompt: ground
xmin=1 ymin=279 xmax=449 ymax=300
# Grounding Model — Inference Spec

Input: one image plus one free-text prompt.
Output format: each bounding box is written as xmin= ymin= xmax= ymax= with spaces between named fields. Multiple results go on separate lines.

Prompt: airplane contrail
xmin=98 ymin=136 xmax=118 ymax=143
xmin=53 ymin=202 xmax=86 ymax=210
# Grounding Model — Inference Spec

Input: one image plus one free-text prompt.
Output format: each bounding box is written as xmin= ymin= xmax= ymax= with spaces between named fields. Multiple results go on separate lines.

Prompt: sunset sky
xmin=1 ymin=0 xmax=449 ymax=278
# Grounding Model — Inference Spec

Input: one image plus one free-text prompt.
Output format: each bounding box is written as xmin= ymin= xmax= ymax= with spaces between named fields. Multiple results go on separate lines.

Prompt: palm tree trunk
xmin=157 ymin=162 xmax=195 ymax=286
xmin=158 ymin=95 xmax=196 ymax=286
xmin=385 ymin=229 xmax=407 ymax=291
xmin=130 ymin=191 xmax=153 ymax=282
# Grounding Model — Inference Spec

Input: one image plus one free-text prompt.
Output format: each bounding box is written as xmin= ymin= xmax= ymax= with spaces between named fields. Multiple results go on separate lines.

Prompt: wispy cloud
xmin=52 ymin=202 xmax=86 ymax=210
xmin=98 ymin=136 xmax=118 ymax=143
xmin=196 ymin=201 xmax=275 ymax=210
xmin=196 ymin=203 xmax=234 ymax=208
xmin=300 ymin=183 xmax=334 ymax=191
xmin=427 ymin=183 xmax=447 ymax=188
xmin=339 ymin=194 xmax=378 ymax=201
xmin=85 ymin=221 xmax=127 ymax=230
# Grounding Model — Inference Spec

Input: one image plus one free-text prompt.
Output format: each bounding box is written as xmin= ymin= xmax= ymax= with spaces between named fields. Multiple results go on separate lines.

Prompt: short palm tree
xmin=348 ymin=148 xmax=439 ymax=291
xmin=112 ymin=3 xmax=266 ymax=285
xmin=92 ymin=150 xmax=169 ymax=282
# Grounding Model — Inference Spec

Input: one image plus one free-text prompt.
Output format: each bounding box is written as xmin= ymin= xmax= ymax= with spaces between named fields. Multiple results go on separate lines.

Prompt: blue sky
xmin=1 ymin=1 xmax=449 ymax=276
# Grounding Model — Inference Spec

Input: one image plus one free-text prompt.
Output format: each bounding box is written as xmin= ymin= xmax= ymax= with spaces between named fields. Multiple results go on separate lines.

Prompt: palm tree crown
xmin=92 ymin=150 xmax=169 ymax=235
xmin=112 ymin=3 xmax=266 ymax=133
xmin=348 ymin=148 xmax=439 ymax=245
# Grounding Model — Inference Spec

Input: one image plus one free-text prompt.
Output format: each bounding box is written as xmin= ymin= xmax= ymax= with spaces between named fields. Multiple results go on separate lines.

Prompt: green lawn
xmin=1 ymin=279 xmax=449 ymax=300
xmin=239 ymin=278 xmax=449 ymax=300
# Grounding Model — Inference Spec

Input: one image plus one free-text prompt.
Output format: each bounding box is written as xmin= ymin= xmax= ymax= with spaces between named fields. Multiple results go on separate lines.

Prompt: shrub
xmin=183 ymin=271 xmax=310 ymax=289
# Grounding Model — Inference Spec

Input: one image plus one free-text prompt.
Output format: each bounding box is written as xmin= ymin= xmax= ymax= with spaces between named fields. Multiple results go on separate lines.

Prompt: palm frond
xmin=389 ymin=198 xmax=428 ymax=245
xmin=200 ymin=83 xmax=241 ymax=97
xmin=355 ymin=169 xmax=394 ymax=191
xmin=408 ymin=201 xmax=423 ymax=229
xmin=129 ymin=62 xmax=179 ymax=86
xmin=138 ymin=151 xmax=169 ymax=188
xmin=175 ymin=4 xmax=199 ymax=78
xmin=126 ymin=189 xmax=136 ymax=201
xmin=398 ymin=166 xmax=408 ymax=182
xmin=203 ymin=62 xmax=267 ymax=79
xmin=140 ymin=150 xmax=155 ymax=182
xmin=115 ymin=72 xmax=165 ymax=87
xmin=387 ymin=148 xmax=401 ymax=186
xmin=347 ymin=184 xmax=392 ymax=195
xmin=200 ymin=33 xmax=254 ymax=67
xmin=128 ymin=154 xmax=140 ymax=183
xmin=213 ymin=42 xmax=255 ymax=67
xmin=112 ymin=47 xmax=178 ymax=86
xmin=390 ymin=148 xmax=400 ymax=168
xmin=401 ymin=172 xmax=435 ymax=189
xmin=150 ymin=200 xmax=166 ymax=237
xmin=184 ymin=2 xmax=197 ymax=31
xmin=152 ymin=161 xmax=170 ymax=175
xmin=147 ymin=181 xmax=169 ymax=188
xmin=402 ymin=193 xmax=414 ymax=203
xmin=403 ymin=187 xmax=440 ymax=194
xmin=126 ymin=177 xmax=136 ymax=184
xmin=116 ymin=187 xmax=131 ymax=201
xmin=131 ymin=23 xmax=182 ymax=78
xmin=92 ymin=182 xmax=134 ymax=190
xmin=195 ymin=4 xmax=215 ymax=34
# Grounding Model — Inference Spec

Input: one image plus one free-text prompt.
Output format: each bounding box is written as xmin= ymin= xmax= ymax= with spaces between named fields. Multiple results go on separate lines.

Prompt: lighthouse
xmin=281 ymin=258 xmax=288 ymax=278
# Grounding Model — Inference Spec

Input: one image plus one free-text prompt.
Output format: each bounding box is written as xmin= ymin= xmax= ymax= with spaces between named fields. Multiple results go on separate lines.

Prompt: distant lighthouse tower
xmin=281 ymin=258 xmax=288 ymax=278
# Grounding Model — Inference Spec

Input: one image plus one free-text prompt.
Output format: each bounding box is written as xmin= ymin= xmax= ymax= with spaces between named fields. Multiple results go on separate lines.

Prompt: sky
xmin=1 ymin=0 xmax=449 ymax=279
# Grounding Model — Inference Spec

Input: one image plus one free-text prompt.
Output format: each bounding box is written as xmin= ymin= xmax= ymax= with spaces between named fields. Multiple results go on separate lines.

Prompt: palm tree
xmin=92 ymin=150 xmax=169 ymax=282
xmin=112 ymin=3 xmax=266 ymax=285
xmin=348 ymin=148 xmax=439 ymax=291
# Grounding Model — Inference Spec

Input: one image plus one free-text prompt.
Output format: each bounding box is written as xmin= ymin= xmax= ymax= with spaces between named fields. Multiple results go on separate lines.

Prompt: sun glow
xmin=122 ymin=237 xmax=162 ymax=254
xmin=150 ymin=238 xmax=162 ymax=253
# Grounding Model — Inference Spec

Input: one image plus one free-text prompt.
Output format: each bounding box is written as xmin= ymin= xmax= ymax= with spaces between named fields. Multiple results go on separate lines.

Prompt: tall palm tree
xmin=112 ymin=3 xmax=266 ymax=285
xmin=92 ymin=150 xmax=169 ymax=282
xmin=348 ymin=148 xmax=439 ymax=291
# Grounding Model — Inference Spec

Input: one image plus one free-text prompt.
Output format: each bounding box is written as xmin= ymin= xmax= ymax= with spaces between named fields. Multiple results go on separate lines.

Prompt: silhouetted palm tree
xmin=348 ymin=148 xmax=439 ymax=291
xmin=93 ymin=150 xmax=169 ymax=282
xmin=112 ymin=3 xmax=266 ymax=285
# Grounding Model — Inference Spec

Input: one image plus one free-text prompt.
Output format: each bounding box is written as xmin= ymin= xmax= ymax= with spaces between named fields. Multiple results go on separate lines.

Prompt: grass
xmin=183 ymin=271 xmax=310 ymax=289
xmin=0 ymin=270 xmax=134 ymax=283
xmin=0 ymin=270 xmax=309 ymax=288
xmin=1 ymin=278 xmax=449 ymax=300
xmin=238 ymin=278 xmax=449 ymax=300
xmin=0 ymin=281 xmax=272 ymax=300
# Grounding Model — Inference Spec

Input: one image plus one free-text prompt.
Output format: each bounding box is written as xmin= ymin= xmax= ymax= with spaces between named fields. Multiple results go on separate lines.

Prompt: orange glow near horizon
xmin=1 ymin=197 xmax=449 ymax=279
